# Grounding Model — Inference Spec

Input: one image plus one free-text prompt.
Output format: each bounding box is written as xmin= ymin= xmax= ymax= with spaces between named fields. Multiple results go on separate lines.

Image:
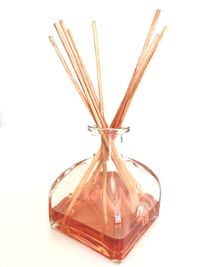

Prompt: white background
xmin=0 ymin=0 xmax=200 ymax=266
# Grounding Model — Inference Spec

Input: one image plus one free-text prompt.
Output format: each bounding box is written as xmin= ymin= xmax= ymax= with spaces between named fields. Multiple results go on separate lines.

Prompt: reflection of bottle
xmin=49 ymin=126 xmax=161 ymax=262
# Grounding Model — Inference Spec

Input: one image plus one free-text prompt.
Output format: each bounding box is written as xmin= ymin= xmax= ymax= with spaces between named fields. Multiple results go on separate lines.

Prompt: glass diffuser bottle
xmin=49 ymin=9 xmax=166 ymax=262
xmin=49 ymin=126 xmax=161 ymax=262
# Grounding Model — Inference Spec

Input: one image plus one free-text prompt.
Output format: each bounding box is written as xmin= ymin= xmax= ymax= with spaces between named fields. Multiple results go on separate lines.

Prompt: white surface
xmin=0 ymin=0 xmax=200 ymax=266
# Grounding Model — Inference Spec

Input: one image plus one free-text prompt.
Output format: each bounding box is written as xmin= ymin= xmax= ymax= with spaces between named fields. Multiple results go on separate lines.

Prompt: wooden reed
xmin=111 ymin=9 xmax=161 ymax=128
xmin=92 ymin=20 xmax=104 ymax=116
xmin=115 ymin=27 xmax=167 ymax=128
xmin=49 ymin=36 xmax=89 ymax=110
xmin=92 ymin=20 xmax=108 ymax=223
xmin=49 ymin=10 xmax=167 ymax=219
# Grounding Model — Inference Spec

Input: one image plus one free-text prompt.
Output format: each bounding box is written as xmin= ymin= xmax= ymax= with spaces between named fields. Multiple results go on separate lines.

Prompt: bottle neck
xmin=88 ymin=126 xmax=130 ymax=160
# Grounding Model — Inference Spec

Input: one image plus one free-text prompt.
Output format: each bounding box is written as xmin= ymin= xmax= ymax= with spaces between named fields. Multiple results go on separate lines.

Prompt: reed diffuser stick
xmin=49 ymin=36 xmax=89 ymax=109
xmin=54 ymin=25 xmax=105 ymax=130
xmin=92 ymin=20 xmax=108 ymax=224
xmin=60 ymin=21 xmax=100 ymax=109
xmin=53 ymin=23 xmax=93 ymax=111
xmin=111 ymin=9 xmax=161 ymax=128
xmin=65 ymin=150 xmax=101 ymax=215
xmin=112 ymin=33 xmax=160 ymax=128
xmin=59 ymin=22 xmax=107 ymax=128
xmin=137 ymin=9 xmax=161 ymax=66
xmin=116 ymin=26 xmax=167 ymax=127
xmin=92 ymin=20 xmax=104 ymax=116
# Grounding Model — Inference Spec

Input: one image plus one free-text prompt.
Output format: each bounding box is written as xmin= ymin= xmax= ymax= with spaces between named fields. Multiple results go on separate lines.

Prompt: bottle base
xmin=49 ymin=197 xmax=159 ymax=261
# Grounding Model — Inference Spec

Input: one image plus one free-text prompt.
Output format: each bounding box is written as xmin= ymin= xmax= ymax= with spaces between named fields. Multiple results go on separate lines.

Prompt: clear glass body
xmin=49 ymin=126 xmax=161 ymax=262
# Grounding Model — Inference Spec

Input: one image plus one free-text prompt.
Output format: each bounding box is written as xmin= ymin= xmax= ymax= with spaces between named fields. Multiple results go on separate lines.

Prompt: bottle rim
xmin=87 ymin=125 xmax=130 ymax=135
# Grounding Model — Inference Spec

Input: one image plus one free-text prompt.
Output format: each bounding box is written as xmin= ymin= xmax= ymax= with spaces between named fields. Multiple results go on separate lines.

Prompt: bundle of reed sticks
xmin=49 ymin=9 xmax=166 ymax=222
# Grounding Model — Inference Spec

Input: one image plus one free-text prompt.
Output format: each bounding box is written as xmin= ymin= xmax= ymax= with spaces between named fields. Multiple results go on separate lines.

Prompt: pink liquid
xmin=49 ymin=171 xmax=159 ymax=261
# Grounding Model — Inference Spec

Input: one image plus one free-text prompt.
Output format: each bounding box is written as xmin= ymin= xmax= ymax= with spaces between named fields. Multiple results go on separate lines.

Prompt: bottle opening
xmin=88 ymin=125 xmax=130 ymax=135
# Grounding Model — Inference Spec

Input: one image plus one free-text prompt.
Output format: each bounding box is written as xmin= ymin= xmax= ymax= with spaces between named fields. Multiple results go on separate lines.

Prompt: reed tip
xmin=59 ymin=19 xmax=64 ymax=25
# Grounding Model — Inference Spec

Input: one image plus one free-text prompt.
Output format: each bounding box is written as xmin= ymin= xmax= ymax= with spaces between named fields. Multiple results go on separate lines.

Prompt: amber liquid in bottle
xmin=49 ymin=171 xmax=159 ymax=261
